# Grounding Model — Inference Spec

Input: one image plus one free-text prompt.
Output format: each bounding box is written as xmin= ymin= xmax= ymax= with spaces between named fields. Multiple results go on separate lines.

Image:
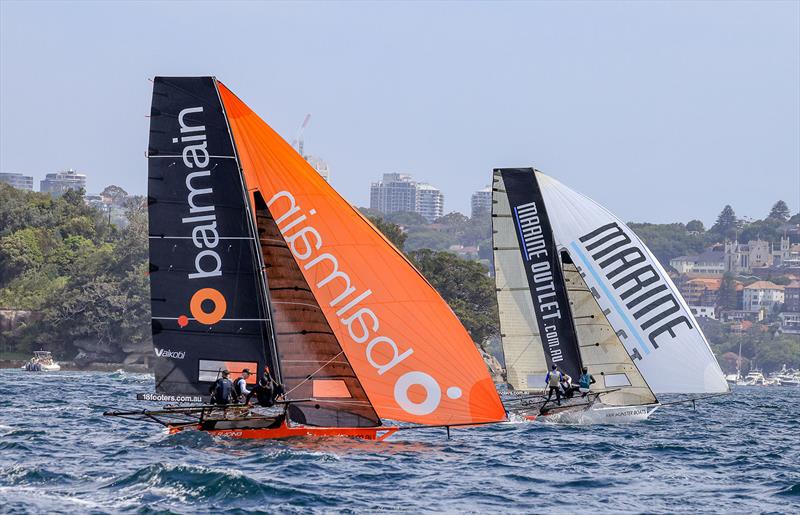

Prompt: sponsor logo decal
xmin=512 ymin=201 xmax=567 ymax=365
xmin=267 ymin=190 xmax=464 ymax=417
xmin=136 ymin=392 xmax=203 ymax=403
xmin=154 ymin=348 xmax=186 ymax=360
xmin=577 ymin=222 xmax=693 ymax=358
xmin=174 ymin=107 xmax=227 ymax=328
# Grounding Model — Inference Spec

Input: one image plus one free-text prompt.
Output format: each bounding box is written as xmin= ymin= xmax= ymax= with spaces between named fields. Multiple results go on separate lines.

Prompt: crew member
xmin=578 ymin=366 xmax=596 ymax=398
xmin=560 ymin=371 xmax=579 ymax=399
xmin=233 ymin=368 xmax=253 ymax=403
xmin=209 ymin=370 xmax=234 ymax=405
xmin=544 ymin=364 xmax=562 ymax=406
xmin=246 ymin=365 xmax=285 ymax=407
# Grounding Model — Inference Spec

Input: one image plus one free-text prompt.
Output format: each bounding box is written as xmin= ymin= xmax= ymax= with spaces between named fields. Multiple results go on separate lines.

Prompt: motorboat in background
xmin=22 ymin=351 xmax=61 ymax=372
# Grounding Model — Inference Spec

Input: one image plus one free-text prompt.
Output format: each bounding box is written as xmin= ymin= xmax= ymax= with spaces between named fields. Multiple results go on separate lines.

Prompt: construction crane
xmin=291 ymin=114 xmax=312 ymax=157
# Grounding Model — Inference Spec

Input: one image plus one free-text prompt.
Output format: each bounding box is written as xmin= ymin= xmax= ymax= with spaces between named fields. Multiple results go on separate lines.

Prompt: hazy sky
xmin=1 ymin=1 xmax=798 ymax=225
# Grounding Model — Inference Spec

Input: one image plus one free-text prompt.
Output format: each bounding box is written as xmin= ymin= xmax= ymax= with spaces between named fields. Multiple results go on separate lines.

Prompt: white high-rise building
xmin=416 ymin=183 xmax=444 ymax=223
xmin=370 ymin=173 xmax=418 ymax=214
xmin=471 ymin=186 xmax=492 ymax=218
xmin=40 ymin=169 xmax=87 ymax=196
xmin=305 ymin=155 xmax=330 ymax=182
xmin=0 ymin=172 xmax=34 ymax=191
xmin=369 ymin=173 xmax=444 ymax=222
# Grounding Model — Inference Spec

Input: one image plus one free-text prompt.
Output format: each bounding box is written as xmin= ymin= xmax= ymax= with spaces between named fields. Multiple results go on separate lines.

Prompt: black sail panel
xmin=254 ymin=193 xmax=381 ymax=427
xmin=498 ymin=168 xmax=583 ymax=380
xmin=147 ymin=77 xmax=274 ymax=399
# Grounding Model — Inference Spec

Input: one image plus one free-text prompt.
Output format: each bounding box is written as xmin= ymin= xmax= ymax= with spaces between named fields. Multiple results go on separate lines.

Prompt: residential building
xmin=40 ymin=169 xmax=87 ymax=196
xmin=369 ymin=173 xmax=444 ymax=222
xmin=689 ymin=306 xmax=716 ymax=320
xmin=679 ymin=278 xmax=721 ymax=306
xmin=370 ymin=173 xmax=417 ymax=214
xmin=778 ymin=312 xmax=800 ymax=335
xmin=784 ymin=281 xmax=800 ymax=312
xmin=305 ymin=155 xmax=330 ymax=182
xmin=742 ymin=281 xmax=784 ymax=312
xmin=416 ymin=183 xmax=444 ymax=222
xmin=471 ymin=186 xmax=492 ymax=218
xmin=0 ymin=172 xmax=34 ymax=191
xmin=719 ymin=309 xmax=764 ymax=323
xmin=670 ymin=250 xmax=725 ymax=276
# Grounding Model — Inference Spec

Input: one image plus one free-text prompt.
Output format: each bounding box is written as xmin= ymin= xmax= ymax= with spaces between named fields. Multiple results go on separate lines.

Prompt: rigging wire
xmin=283 ymin=350 xmax=345 ymax=397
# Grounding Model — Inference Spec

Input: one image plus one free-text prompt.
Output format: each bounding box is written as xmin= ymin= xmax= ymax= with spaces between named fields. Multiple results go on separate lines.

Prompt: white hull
xmin=539 ymin=402 xmax=659 ymax=424
xmin=21 ymin=363 xmax=61 ymax=372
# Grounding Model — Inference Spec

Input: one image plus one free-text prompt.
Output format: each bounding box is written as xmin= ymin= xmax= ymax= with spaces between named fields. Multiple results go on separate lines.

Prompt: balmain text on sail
xmin=268 ymin=190 xmax=455 ymax=417
xmin=174 ymin=106 xmax=222 ymax=280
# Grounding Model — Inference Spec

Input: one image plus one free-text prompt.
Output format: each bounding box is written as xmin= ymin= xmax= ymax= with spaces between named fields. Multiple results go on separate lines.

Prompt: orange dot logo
xmin=190 ymin=288 xmax=227 ymax=325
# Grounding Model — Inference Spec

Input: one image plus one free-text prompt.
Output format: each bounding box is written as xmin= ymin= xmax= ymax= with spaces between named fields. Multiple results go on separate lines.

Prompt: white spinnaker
xmin=562 ymin=260 xmax=657 ymax=406
xmin=536 ymin=171 xmax=728 ymax=394
xmin=492 ymin=172 xmax=548 ymax=391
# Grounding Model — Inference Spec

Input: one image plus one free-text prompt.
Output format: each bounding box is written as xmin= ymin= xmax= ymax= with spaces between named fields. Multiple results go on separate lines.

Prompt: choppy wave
xmin=0 ymin=369 xmax=798 ymax=513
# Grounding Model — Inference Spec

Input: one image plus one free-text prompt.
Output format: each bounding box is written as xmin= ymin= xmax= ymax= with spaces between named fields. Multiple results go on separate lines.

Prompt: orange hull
xmin=168 ymin=420 xmax=398 ymax=441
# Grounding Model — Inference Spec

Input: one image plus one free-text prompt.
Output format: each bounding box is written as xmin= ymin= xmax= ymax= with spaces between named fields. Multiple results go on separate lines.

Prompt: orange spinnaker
xmin=218 ymin=83 xmax=505 ymax=426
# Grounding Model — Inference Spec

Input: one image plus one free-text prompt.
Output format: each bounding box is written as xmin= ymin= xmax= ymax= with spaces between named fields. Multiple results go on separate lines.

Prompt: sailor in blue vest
xmin=578 ymin=366 xmax=596 ymax=398
xmin=209 ymin=369 xmax=235 ymax=405
xmin=544 ymin=364 xmax=563 ymax=406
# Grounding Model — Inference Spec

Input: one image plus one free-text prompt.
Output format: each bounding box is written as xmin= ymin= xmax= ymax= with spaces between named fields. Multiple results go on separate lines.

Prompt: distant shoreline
xmin=0 ymin=360 xmax=152 ymax=374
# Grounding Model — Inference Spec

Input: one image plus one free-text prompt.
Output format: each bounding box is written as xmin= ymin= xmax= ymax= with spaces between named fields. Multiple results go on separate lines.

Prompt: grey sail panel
xmin=492 ymin=171 xmax=548 ymax=390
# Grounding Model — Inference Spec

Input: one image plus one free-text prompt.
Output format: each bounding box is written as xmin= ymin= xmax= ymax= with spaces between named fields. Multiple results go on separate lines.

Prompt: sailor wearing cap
xmin=209 ymin=369 xmax=235 ymax=405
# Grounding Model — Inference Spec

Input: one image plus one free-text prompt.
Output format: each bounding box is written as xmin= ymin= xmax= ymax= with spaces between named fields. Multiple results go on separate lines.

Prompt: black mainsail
xmin=147 ymin=77 xmax=276 ymax=401
xmin=493 ymin=168 xmax=583 ymax=383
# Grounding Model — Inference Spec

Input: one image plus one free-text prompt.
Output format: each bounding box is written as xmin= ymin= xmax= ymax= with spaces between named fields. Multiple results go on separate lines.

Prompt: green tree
xmin=686 ymin=219 xmax=705 ymax=232
xmin=0 ymin=228 xmax=44 ymax=282
xmin=718 ymin=272 xmax=738 ymax=310
xmin=366 ymin=216 xmax=407 ymax=251
xmin=101 ymin=185 xmax=128 ymax=205
xmin=738 ymin=217 xmax=782 ymax=243
xmin=767 ymin=200 xmax=791 ymax=222
xmin=408 ymin=248 xmax=499 ymax=347
xmin=628 ymin=222 xmax=705 ymax=266
xmin=710 ymin=205 xmax=739 ymax=239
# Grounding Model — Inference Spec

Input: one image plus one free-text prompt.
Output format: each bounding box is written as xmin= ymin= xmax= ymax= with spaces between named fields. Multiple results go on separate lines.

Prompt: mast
xmin=212 ymin=78 xmax=283 ymax=385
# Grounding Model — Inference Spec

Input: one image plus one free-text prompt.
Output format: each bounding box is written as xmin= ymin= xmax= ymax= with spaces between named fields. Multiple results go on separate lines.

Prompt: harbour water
xmin=0 ymin=369 xmax=797 ymax=513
